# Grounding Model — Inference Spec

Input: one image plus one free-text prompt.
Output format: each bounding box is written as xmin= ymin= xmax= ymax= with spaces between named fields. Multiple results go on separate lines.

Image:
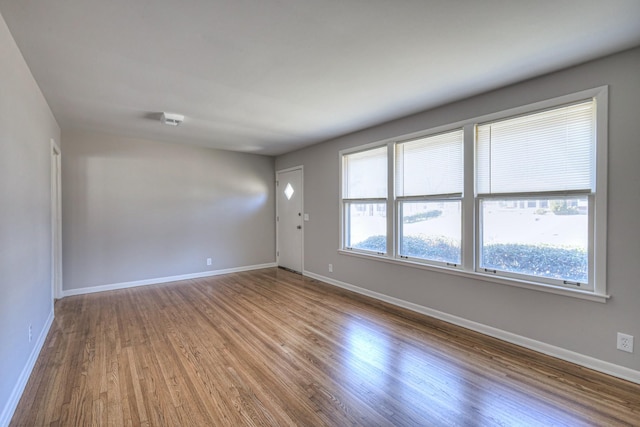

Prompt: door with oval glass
xmin=276 ymin=167 xmax=303 ymax=273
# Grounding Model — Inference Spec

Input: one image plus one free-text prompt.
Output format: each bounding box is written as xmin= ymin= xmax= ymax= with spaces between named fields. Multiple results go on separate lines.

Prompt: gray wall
xmin=0 ymin=11 xmax=61 ymax=422
xmin=62 ymin=130 xmax=275 ymax=291
xmin=276 ymin=47 xmax=640 ymax=371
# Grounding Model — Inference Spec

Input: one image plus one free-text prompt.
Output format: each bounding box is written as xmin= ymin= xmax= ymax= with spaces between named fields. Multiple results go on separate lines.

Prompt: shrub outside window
xmin=478 ymin=197 xmax=589 ymax=284
xmin=399 ymin=200 xmax=461 ymax=264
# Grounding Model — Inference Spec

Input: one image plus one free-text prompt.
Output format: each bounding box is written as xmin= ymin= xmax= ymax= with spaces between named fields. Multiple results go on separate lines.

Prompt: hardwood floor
xmin=10 ymin=268 xmax=640 ymax=426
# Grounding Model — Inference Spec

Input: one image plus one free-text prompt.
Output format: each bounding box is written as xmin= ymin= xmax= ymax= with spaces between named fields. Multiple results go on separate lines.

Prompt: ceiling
xmin=1 ymin=1 xmax=640 ymax=156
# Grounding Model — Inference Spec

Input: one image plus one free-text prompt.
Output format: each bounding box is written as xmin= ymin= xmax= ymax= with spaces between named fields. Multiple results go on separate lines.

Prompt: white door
xmin=276 ymin=167 xmax=303 ymax=273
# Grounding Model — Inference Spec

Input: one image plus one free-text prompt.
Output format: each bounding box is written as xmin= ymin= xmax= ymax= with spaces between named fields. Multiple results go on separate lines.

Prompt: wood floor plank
xmin=10 ymin=268 xmax=640 ymax=426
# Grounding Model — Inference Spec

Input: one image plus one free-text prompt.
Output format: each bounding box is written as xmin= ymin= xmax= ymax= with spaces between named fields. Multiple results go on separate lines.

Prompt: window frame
xmin=393 ymin=128 xmax=464 ymax=266
xmin=338 ymin=86 xmax=608 ymax=302
xmin=340 ymin=143 xmax=390 ymax=256
xmin=343 ymin=201 xmax=388 ymax=255
xmin=475 ymin=193 xmax=593 ymax=289
xmin=396 ymin=196 xmax=463 ymax=267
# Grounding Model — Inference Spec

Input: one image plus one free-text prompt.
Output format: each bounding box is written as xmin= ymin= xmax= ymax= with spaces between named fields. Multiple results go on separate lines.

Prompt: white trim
xmin=339 ymin=119 xmax=471 ymax=159
xmin=473 ymin=86 xmax=608 ymax=295
xmin=275 ymin=165 xmax=304 ymax=175
xmin=593 ymin=87 xmax=608 ymax=296
xmin=303 ymin=270 xmax=639 ymax=385
xmin=475 ymin=195 xmax=594 ymax=292
xmin=338 ymin=249 xmax=608 ymax=303
xmin=337 ymin=86 xmax=609 ymax=299
xmin=62 ymin=263 xmax=277 ymax=297
xmin=0 ymin=310 xmax=54 ymax=427
xmin=338 ymin=150 xmax=344 ymax=253
xmin=472 ymin=86 xmax=607 ymax=127
xmin=50 ymin=139 xmax=62 ymax=302
xmin=387 ymin=142 xmax=396 ymax=258
xmin=462 ymin=123 xmax=475 ymax=271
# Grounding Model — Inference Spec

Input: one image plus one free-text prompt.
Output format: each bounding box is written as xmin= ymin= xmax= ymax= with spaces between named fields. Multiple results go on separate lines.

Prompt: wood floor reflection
xmin=10 ymin=268 xmax=640 ymax=426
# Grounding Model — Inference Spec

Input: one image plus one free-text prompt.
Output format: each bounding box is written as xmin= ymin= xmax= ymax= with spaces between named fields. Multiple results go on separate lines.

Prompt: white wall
xmin=276 ymin=47 xmax=640 ymax=375
xmin=61 ymin=130 xmax=275 ymax=292
xmin=0 ymin=11 xmax=61 ymax=425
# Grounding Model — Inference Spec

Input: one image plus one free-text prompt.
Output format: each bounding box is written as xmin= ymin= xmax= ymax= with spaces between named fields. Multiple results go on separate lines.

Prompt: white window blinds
xmin=343 ymin=146 xmax=387 ymax=199
xmin=476 ymin=100 xmax=595 ymax=194
xmin=396 ymin=129 xmax=463 ymax=197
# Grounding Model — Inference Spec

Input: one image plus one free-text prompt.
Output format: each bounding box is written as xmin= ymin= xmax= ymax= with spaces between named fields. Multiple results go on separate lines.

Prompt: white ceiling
xmin=1 ymin=1 xmax=640 ymax=156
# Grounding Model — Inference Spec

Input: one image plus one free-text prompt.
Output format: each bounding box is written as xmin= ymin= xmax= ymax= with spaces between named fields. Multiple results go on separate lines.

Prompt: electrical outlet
xmin=617 ymin=333 xmax=634 ymax=353
xmin=28 ymin=324 xmax=32 ymax=343
xmin=328 ymin=264 xmax=333 ymax=273
xmin=206 ymin=258 xmax=212 ymax=266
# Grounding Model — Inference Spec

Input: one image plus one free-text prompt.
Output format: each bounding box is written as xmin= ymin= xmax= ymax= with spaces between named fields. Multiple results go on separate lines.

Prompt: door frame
xmin=276 ymin=165 xmax=304 ymax=273
xmin=51 ymin=139 xmax=62 ymax=302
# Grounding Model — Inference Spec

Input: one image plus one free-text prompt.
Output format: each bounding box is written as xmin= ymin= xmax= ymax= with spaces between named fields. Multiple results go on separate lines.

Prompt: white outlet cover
xmin=617 ymin=333 xmax=634 ymax=353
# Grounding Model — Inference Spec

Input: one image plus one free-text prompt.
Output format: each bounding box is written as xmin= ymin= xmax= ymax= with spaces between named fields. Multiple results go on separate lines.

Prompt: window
xmin=342 ymin=146 xmax=388 ymax=254
xmin=339 ymin=87 xmax=607 ymax=299
xmin=396 ymin=130 xmax=463 ymax=265
xmin=476 ymin=100 xmax=596 ymax=289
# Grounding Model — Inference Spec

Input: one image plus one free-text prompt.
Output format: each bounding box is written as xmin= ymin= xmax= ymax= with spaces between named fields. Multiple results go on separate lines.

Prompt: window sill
xmin=337 ymin=249 xmax=609 ymax=303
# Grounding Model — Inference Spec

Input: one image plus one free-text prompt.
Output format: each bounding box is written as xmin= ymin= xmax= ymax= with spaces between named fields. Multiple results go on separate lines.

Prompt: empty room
xmin=1 ymin=1 xmax=640 ymax=426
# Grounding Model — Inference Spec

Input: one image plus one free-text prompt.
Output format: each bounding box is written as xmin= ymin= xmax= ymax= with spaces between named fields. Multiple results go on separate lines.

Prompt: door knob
xmin=297 ymin=225 xmax=302 ymax=229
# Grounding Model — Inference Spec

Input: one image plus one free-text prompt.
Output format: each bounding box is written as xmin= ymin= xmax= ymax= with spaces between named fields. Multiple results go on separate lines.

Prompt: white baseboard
xmin=303 ymin=270 xmax=640 ymax=385
xmin=63 ymin=263 xmax=277 ymax=297
xmin=0 ymin=309 xmax=54 ymax=427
